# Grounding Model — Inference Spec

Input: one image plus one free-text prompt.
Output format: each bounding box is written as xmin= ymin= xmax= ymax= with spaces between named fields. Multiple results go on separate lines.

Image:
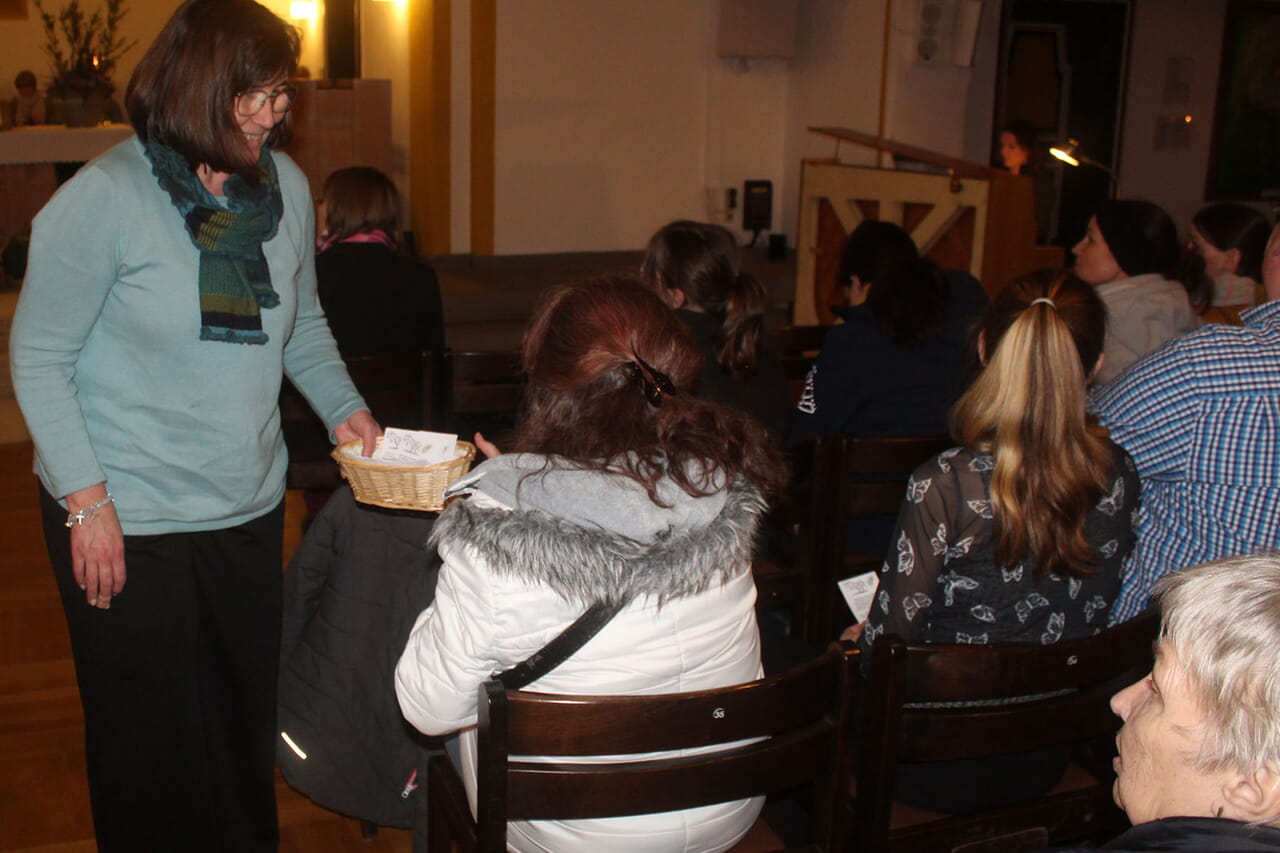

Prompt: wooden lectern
xmin=794 ymin=126 xmax=1063 ymax=325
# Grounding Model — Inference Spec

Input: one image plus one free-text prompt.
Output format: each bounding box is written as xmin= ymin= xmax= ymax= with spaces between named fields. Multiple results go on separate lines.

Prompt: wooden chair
xmin=852 ymin=611 xmax=1160 ymax=853
xmin=423 ymin=349 xmax=525 ymax=439
xmin=281 ymin=349 xmax=442 ymax=492
xmin=426 ymin=644 xmax=859 ymax=853
xmin=1199 ymin=304 xmax=1248 ymax=327
xmin=769 ymin=324 xmax=829 ymax=406
xmin=804 ymin=434 xmax=953 ymax=644
xmin=752 ymin=432 xmax=831 ymax=648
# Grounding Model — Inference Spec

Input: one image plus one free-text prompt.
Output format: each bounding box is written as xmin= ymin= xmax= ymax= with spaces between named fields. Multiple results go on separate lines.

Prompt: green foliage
xmin=33 ymin=0 xmax=137 ymax=97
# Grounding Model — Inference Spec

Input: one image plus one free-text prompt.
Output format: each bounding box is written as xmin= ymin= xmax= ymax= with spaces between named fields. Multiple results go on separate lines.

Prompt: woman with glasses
xmin=9 ymin=0 xmax=378 ymax=849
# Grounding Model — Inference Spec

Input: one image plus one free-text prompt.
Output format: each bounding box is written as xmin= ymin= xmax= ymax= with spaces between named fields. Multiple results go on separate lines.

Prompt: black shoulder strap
xmin=495 ymin=599 xmax=626 ymax=690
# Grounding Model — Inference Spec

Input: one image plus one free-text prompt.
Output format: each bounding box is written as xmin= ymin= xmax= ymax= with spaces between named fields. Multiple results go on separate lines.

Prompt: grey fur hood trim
xmin=429 ymin=477 xmax=767 ymax=608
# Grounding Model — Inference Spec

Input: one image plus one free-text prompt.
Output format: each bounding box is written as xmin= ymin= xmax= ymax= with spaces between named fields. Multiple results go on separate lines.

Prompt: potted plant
xmin=33 ymin=0 xmax=135 ymax=127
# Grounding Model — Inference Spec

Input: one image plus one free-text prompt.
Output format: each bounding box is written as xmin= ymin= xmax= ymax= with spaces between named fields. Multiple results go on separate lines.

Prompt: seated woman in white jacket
xmin=395 ymin=276 xmax=789 ymax=853
xmin=1072 ymin=199 xmax=1201 ymax=385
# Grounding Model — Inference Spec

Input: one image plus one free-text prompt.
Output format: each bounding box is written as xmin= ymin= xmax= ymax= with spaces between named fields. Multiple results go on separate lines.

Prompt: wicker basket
xmin=333 ymin=438 xmax=476 ymax=511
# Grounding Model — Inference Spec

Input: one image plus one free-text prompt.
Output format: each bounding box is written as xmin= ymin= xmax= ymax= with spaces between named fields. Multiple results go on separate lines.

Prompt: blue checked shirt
xmin=1091 ymin=301 xmax=1280 ymax=622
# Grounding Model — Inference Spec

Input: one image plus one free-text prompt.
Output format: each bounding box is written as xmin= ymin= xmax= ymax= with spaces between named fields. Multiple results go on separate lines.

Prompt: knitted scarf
xmin=145 ymin=141 xmax=283 ymax=345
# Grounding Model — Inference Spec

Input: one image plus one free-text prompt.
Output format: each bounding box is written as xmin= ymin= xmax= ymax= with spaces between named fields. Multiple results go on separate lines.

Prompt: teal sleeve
xmin=10 ymin=166 xmax=120 ymax=497
xmin=278 ymin=159 xmax=366 ymax=433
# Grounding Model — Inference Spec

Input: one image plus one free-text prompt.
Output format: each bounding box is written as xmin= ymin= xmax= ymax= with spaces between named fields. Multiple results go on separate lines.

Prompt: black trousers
xmin=41 ymin=488 xmax=285 ymax=853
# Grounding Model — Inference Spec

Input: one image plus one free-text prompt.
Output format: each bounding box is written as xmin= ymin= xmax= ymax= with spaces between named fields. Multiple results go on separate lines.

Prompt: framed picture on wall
xmin=1206 ymin=0 xmax=1280 ymax=200
xmin=0 ymin=0 xmax=26 ymax=20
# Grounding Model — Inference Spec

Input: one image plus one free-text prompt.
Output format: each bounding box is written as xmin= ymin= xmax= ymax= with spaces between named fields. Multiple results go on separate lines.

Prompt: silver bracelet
xmin=65 ymin=493 xmax=115 ymax=528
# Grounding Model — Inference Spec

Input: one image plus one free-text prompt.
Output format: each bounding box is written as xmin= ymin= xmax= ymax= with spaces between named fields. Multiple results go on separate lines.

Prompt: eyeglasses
xmin=235 ymin=85 xmax=297 ymax=117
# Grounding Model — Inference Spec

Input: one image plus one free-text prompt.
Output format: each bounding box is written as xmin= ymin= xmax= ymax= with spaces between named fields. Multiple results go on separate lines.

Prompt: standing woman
xmin=853 ymin=270 xmax=1139 ymax=812
xmin=996 ymin=119 xmax=1039 ymax=176
xmin=9 ymin=0 xmax=378 ymax=849
xmin=641 ymin=219 xmax=790 ymax=437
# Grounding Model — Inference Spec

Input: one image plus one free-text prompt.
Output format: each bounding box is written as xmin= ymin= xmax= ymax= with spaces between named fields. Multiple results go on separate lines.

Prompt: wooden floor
xmin=0 ymin=441 xmax=415 ymax=852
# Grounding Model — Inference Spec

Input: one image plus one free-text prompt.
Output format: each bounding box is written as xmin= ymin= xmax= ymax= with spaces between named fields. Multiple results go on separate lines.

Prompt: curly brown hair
xmin=511 ymin=276 xmax=788 ymax=504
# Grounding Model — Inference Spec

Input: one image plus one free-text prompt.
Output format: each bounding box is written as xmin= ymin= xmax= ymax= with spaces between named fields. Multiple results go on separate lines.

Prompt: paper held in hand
xmin=838 ymin=571 xmax=879 ymax=624
xmin=371 ymin=427 xmax=459 ymax=466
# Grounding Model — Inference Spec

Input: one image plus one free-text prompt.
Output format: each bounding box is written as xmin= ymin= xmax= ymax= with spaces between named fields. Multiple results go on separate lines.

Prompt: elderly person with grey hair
xmin=1060 ymin=553 xmax=1280 ymax=850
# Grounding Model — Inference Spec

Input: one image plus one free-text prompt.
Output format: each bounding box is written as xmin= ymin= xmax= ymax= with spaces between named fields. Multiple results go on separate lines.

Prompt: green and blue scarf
xmin=145 ymin=141 xmax=283 ymax=345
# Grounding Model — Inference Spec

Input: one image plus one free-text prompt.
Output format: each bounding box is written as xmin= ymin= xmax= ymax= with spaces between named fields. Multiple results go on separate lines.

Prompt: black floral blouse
xmin=860 ymin=441 xmax=1139 ymax=651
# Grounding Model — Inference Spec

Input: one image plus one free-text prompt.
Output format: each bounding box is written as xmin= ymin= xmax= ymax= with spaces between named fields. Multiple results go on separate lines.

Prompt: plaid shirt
xmin=1090 ymin=301 xmax=1280 ymax=622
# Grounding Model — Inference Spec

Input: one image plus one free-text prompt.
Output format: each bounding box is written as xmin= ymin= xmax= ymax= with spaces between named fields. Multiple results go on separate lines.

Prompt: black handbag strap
xmin=496 ymin=599 xmax=626 ymax=690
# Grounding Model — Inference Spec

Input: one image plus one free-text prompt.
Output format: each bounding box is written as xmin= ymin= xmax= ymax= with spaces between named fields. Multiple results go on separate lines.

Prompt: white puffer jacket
xmin=395 ymin=453 xmax=766 ymax=853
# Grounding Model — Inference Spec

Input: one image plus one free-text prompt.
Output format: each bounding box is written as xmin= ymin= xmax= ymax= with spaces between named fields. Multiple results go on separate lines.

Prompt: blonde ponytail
xmin=950 ymin=271 xmax=1112 ymax=578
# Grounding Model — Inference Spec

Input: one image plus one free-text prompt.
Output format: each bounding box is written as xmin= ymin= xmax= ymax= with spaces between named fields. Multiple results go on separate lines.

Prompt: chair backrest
xmin=853 ymin=611 xmax=1160 ymax=852
xmin=471 ymin=644 xmax=858 ymax=852
xmin=753 ymin=432 xmax=832 ymax=642
xmin=804 ymin=433 xmax=953 ymax=643
xmin=343 ymin=350 xmax=440 ymax=431
xmin=424 ymin=349 xmax=525 ymax=437
xmin=280 ymin=349 xmax=441 ymax=490
xmin=770 ymin=324 xmax=829 ymax=406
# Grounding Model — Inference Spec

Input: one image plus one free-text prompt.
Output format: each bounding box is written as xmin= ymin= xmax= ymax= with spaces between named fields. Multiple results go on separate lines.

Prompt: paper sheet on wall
xmin=838 ymin=571 xmax=880 ymax=624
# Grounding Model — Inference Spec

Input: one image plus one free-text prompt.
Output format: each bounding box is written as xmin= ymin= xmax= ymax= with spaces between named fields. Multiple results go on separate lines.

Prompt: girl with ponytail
xmin=642 ymin=220 xmax=790 ymax=437
xmin=397 ymin=276 xmax=787 ymax=852
xmin=849 ymin=270 xmax=1141 ymax=813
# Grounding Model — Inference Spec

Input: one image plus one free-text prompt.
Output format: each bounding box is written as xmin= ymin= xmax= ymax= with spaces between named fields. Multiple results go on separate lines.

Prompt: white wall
xmin=777 ymin=0 xmax=1000 ymax=251
xmin=1116 ymin=0 xmax=1229 ymax=229
xmin=780 ymin=0 xmax=888 ymax=241
xmin=491 ymin=0 xmax=799 ymax=254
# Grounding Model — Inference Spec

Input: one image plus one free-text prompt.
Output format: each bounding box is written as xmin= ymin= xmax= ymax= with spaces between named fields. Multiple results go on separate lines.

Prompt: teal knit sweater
xmin=11 ymin=138 xmax=366 ymax=534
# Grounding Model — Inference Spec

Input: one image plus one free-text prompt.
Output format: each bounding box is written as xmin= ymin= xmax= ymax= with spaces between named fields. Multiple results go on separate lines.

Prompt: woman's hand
xmin=65 ymin=484 xmax=125 ymax=609
xmin=474 ymin=432 xmax=502 ymax=459
xmin=335 ymin=409 xmax=381 ymax=457
xmin=840 ymin=621 xmax=867 ymax=643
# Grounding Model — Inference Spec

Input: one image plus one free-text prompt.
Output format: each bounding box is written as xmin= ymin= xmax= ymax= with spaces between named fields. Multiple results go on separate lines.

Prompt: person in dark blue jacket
xmin=788 ymin=220 xmax=987 ymax=558
xmin=789 ymin=219 xmax=987 ymax=442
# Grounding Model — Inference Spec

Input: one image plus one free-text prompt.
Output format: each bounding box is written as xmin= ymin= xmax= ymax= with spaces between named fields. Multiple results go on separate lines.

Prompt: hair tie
xmin=1029 ymin=297 xmax=1057 ymax=310
xmin=629 ymin=349 xmax=678 ymax=408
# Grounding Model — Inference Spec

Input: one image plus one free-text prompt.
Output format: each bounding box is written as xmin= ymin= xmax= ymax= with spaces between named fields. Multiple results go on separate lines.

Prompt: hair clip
xmin=630 ymin=349 xmax=677 ymax=408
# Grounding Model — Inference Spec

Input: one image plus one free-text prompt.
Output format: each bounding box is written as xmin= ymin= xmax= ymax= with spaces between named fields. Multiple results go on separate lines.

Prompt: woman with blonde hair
xmin=852 ymin=269 xmax=1140 ymax=813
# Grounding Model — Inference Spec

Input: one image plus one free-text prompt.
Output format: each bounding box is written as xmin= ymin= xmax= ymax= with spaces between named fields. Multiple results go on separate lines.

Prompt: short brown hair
xmin=126 ymin=0 xmax=299 ymax=179
xmin=321 ymin=167 xmax=400 ymax=245
xmin=512 ymin=276 xmax=788 ymax=504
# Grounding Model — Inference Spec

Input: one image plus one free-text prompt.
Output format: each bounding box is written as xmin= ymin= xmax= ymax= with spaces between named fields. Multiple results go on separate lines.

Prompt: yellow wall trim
xmin=409 ymin=0 xmax=452 ymax=253
xmin=470 ymin=0 xmax=496 ymax=256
